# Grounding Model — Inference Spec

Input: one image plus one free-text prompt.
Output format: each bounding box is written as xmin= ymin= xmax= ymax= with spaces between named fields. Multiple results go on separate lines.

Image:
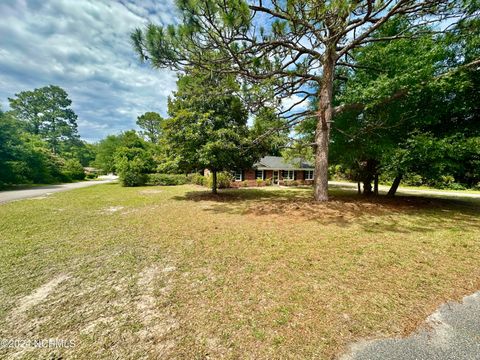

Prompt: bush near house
xmin=116 ymin=157 xmax=148 ymax=187
xmin=206 ymin=171 xmax=232 ymax=189
xmin=146 ymin=172 xmax=236 ymax=188
xmin=188 ymin=173 xmax=206 ymax=186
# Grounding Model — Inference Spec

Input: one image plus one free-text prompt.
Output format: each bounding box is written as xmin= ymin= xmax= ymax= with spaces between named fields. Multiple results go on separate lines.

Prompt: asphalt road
xmin=0 ymin=176 xmax=117 ymax=204
xmin=340 ymin=291 xmax=480 ymax=360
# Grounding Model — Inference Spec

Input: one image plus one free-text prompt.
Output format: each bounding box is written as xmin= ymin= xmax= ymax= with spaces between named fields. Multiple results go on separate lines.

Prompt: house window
xmin=282 ymin=170 xmax=295 ymax=180
xmin=305 ymin=170 xmax=314 ymax=180
xmin=233 ymin=170 xmax=243 ymax=181
xmin=255 ymin=170 xmax=264 ymax=180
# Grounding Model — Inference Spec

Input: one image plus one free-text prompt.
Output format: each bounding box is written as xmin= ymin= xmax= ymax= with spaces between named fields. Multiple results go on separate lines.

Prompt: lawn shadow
xmin=173 ymin=187 xmax=480 ymax=233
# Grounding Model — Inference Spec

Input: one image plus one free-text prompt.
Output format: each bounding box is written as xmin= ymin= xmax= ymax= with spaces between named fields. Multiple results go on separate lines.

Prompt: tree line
xmin=0 ymin=85 xmax=95 ymax=188
xmin=2 ymin=1 xmax=478 ymax=197
xmin=131 ymin=0 xmax=479 ymax=200
xmin=93 ymin=67 xmax=287 ymax=192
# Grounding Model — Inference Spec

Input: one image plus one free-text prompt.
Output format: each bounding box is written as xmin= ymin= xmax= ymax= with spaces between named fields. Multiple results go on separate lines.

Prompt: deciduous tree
xmin=164 ymin=66 xmax=254 ymax=193
xmin=131 ymin=0 xmax=468 ymax=201
xmin=298 ymin=14 xmax=479 ymax=194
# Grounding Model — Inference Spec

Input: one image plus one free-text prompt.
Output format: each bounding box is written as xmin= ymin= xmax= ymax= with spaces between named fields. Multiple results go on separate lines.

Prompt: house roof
xmin=254 ymin=156 xmax=314 ymax=170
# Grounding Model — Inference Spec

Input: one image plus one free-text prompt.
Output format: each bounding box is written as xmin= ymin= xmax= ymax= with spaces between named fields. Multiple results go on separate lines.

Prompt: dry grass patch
xmin=0 ymin=184 xmax=478 ymax=359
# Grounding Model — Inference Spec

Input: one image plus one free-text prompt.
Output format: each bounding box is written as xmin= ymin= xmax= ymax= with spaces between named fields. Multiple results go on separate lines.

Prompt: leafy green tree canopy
xmin=297 ymin=16 xmax=480 ymax=194
xmin=0 ymin=109 xmax=68 ymax=186
xmin=94 ymin=130 xmax=152 ymax=174
xmin=132 ymin=0 xmax=468 ymax=201
xmin=164 ymin=66 xmax=254 ymax=193
xmin=136 ymin=111 xmax=165 ymax=143
xmin=8 ymin=85 xmax=79 ymax=154
xmin=251 ymin=107 xmax=289 ymax=157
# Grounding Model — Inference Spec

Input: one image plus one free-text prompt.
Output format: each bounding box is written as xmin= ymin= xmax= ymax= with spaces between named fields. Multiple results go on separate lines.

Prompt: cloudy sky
xmin=0 ymin=0 xmax=179 ymax=142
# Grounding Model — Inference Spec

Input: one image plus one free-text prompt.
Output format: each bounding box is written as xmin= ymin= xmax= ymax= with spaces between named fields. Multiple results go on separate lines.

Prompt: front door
xmin=272 ymin=171 xmax=279 ymax=185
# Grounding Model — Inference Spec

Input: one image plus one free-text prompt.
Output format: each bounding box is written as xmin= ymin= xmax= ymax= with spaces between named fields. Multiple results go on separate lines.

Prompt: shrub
xmin=431 ymin=175 xmax=454 ymax=189
xmin=206 ymin=171 xmax=232 ymax=189
xmin=447 ymin=182 xmax=466 ymax=191
xmin=242 ymin=180 xmax=249 ymax=187
xmin=256 ymin=178 xmax=264 ymax=186
xmin=265 ymin=178 xmax=272 ymax=186
xmin=116 ymin=157 xmax=147 ymax=187
xmin=147 ymin=173 xmax=188 ymax=186
xmin=86 ymin=173 xmax=98 ymax=180
xmin=429 ymin=175 xmax=466 ymax=190
xmin=439 ymin=175 xmax=455 ymax=187
xmin=328 ymin=164 xmax=347 ymax=180
xmin=188 ymin=173 xmax=206 ymax=186
xmin=284 ymin=180 xmax=299 ymax=186
xmin=62 ymin=159 xmax=85 ymax=181
xmin=403 ymin=173 xmax=423 ymax=187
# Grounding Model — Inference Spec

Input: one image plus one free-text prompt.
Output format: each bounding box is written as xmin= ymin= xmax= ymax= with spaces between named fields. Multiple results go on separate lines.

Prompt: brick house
xmin=230 ymin=156 xmax=315 ymax=186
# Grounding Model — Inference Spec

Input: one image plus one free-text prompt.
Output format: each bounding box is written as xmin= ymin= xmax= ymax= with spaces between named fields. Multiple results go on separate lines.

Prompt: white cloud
xmin=281 ymin=95 xmax=310 ymax=113
xmin=0 ymin=0 xmax=179 ymax=141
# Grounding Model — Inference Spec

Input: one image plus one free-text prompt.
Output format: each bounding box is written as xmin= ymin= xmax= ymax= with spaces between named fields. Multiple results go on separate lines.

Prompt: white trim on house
xmin=282 ymin=170 xmax=295 ymax=180
xmin=255 ymin=169 xmax=264 ymax=180
xmin=272 ymin=170 xmax=280 ymax=185
xmin=233 ymin=170 xmax=243 ymax=181
xmin=255 ymin=167 xmax=314 ymax=171
xmin=305 ymin=170 xmax=314 ymax=180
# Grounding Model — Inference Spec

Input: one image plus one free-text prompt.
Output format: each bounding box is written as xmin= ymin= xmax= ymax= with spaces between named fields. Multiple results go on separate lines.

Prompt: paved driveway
xmin=0 ymin=176 xmax=117 ymax=204
xmin=340 ymin=291 xmax=480 ymax=360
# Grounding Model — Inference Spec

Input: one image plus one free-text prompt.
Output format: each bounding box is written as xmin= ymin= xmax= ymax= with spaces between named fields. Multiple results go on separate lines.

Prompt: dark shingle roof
xmin=254 ymin=156 xmax=314 ymax=170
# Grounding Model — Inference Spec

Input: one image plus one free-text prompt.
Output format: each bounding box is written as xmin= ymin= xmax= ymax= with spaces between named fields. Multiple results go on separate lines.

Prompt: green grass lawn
xmin=0 ymin=184 xmax=479 ymax=359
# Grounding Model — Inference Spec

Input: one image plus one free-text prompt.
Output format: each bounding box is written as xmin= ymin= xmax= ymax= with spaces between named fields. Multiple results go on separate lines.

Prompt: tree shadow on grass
xmin=173 ymin=187 xmax=480 ymax=233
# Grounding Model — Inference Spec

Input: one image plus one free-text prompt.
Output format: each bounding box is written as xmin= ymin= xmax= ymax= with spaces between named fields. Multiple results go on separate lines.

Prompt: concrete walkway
xmin=0 ymin=175 xmax=117 ymax=204
xmin=340 ymin=291 xmax=480 ymax=360
xmin=329 ymin=181 xmax=480 ymax=199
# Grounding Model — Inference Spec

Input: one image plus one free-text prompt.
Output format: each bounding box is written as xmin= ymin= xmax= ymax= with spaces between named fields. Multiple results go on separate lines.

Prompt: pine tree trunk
xmin=357 ymin=181 xmax=361 ymax=195
xmin=212 ymin=170 xmax=217 ymax=194
xmin=314 ymin=54 xmax=335 ymax=202
xmin=374 ymin=174 xmax=379 ymax=195
xmin=387 ymin=174 xmax=402 ymax=197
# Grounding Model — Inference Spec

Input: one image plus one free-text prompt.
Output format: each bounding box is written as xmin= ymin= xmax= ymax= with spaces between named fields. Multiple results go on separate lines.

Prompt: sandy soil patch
xmin=12 ymin=274 xmax=70 ymax=317
xmin=101 ymin=206 xmax=124 ymax=214
xmin=137 ymin=265 xmax=178 ymax=356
